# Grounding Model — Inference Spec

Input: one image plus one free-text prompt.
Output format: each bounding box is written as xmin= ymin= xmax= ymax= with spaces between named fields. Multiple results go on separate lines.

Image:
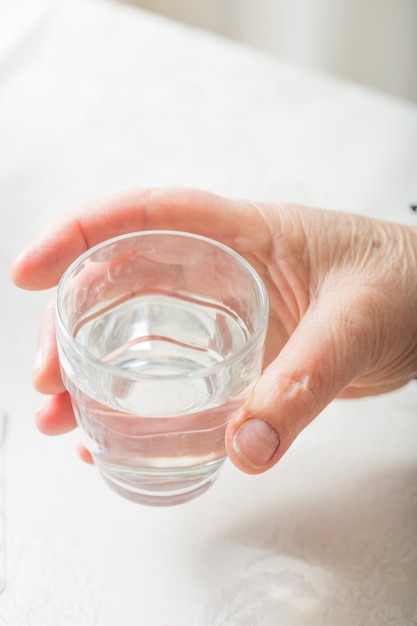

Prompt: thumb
xmin=225 ymin=294 xmax=370 ymax=474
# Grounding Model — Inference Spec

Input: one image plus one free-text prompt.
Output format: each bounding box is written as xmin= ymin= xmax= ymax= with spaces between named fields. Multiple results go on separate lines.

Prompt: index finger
xmin=10 ymin=187 xmax=264 ymax=290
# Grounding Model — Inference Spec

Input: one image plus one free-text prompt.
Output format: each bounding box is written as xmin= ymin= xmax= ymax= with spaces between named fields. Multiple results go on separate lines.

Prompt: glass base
xmin=94 ymin=457 xmax=225 ymax=506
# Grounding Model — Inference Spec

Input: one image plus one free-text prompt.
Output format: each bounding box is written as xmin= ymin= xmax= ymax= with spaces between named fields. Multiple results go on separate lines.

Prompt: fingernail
xmin=34 ymin=396 xmax=48 ymax=427
xmin=233 ymin=418 xmax=280 ymax=470
xmin=33 ymin=345 xmax=43 ymax=373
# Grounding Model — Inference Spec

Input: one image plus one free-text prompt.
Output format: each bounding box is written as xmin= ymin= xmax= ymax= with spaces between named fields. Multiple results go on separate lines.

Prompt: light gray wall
xmin=121 ymin=0 xmax=417 ymax=103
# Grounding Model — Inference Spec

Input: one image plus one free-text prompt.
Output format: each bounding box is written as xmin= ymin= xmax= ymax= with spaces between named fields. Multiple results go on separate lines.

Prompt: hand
xmin=10 ymin=188 xmax=417 ymax=473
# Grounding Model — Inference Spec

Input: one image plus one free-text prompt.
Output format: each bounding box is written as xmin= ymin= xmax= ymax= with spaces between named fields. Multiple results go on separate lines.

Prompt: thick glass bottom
xmin=94 ymin=457 xmax=225 ymax=506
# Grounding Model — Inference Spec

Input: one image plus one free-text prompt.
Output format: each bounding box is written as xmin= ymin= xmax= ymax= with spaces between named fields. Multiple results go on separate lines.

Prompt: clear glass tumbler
xmin=56 ymin=231 xmax=268 ymax=506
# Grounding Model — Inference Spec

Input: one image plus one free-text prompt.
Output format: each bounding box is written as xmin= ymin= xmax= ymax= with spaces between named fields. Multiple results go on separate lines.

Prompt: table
xmin=1 ymin=0 xmax=417 ymax=623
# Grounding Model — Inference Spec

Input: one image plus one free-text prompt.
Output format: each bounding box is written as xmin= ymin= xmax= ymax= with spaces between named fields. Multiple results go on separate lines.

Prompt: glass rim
xmin=55 ymin=229 xmax=269 ymax=381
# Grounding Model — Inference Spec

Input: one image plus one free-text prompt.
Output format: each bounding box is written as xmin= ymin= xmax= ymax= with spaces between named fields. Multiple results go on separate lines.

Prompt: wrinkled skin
xmin=10 ymin=188 xmax=417 ymax=473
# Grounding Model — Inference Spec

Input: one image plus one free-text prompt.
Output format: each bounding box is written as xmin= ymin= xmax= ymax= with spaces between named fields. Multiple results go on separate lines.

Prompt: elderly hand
xmin=10 ymin=188 xmax=417 ymax=473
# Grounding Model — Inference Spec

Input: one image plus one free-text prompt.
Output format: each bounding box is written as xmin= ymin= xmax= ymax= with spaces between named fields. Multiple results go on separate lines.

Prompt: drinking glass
xmin=56 ymin=230 xmax=268 ymax=506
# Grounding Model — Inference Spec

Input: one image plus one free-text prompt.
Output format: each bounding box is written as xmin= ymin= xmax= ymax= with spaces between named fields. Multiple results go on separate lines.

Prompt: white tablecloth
xmin=1 ymin=0 xmax=417 ymax=624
